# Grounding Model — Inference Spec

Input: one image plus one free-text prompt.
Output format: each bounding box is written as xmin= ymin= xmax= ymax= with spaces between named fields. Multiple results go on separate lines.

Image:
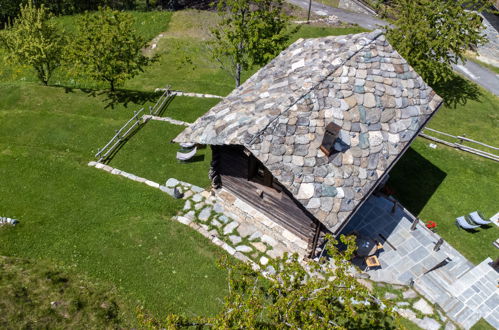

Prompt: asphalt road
xmin=289 ymin=0 xmax=388 ymax=30
xmin=288 ymin=0 xmax=499 ymax=96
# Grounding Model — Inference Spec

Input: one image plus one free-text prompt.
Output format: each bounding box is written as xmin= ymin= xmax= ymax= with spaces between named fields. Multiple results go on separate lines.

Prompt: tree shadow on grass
xmin=88 ymin=89 xmax=162 ymax=110
xmin=386 ymin=147 xmax=447 ymax=216
xmin=58 ymin=85 xmax=161 ymax=109
xmin=432 ymin=72 xmax=483 ymax=109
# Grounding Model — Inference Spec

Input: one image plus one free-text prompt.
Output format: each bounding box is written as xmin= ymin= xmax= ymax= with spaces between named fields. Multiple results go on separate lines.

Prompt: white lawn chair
xmin=179 ymin=142 xmax=196 ymax=148
xmin=456 ymin=216 xmax=479 ymax=230
xmin=176 ymin=146 xmax=197 ymax=162
xmin=468 ymin=211 xmax=492 ymax=225
xmin=0 ymin=217 xmax=19 ymax=225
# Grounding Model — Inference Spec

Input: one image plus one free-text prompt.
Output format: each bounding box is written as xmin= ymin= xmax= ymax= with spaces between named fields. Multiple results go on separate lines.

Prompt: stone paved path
xmin=342 ymin=195 xmax=499 ymax=329
xmin=170 ymin=179 xmax=279 ymax=270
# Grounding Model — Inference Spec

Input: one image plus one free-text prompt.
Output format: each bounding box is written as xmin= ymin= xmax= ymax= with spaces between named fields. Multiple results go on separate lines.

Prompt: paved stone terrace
xmin=342 ymin=195 xmax=499 ymax=329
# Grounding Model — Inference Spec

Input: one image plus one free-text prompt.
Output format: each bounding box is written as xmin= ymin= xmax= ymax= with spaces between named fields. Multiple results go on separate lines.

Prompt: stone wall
xmin=338 ymin=0 xmax=375 ymax=15
xmin=216 ymin=188 xmax=310 ymax=259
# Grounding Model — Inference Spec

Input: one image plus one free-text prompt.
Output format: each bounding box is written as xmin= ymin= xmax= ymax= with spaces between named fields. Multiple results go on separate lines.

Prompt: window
xmin=248 ymin=154 xmax=282 ymax=196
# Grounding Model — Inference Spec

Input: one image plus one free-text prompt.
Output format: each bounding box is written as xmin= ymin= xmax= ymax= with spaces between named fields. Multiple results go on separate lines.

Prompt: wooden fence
xmin=95 ymin=89 xmax=174 ymax=163
xmin=419 ymin=127 xmax=499 ymax=162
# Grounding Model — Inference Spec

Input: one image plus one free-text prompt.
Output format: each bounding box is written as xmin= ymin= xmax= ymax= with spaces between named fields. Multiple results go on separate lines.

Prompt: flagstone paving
xmin=167 ymin=179 xmax=277 ymax=270
xmin=342 ymin=195 xmax=499 ymax=329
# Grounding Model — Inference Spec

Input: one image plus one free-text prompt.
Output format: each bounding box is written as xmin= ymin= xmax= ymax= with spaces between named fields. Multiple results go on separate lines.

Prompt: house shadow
xmin=184 ymin=154 xmax=205 ymax=163
xmin=386 ymin=147 xmax=447 ymax=216
xmin=332 ymin=147 xmax=447 ymax=272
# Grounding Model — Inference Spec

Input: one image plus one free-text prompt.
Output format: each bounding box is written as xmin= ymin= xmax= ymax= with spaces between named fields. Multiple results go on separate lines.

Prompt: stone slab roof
xmin=174 ymin=30 xmax=443 ymax=233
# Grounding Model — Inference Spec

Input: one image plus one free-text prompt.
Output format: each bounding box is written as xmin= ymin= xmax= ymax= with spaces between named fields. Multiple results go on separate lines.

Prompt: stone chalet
xmin=174 ymin=30 xmax=443 ymax=257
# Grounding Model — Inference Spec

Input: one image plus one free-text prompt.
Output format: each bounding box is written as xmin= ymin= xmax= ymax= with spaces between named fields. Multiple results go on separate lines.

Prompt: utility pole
xmin=307 ymin=0 xmax=312 ymax=23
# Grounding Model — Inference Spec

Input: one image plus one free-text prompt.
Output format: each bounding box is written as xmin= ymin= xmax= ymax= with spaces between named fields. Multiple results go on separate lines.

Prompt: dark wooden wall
xmin=218 ymin=146 xmax=318 ymax=242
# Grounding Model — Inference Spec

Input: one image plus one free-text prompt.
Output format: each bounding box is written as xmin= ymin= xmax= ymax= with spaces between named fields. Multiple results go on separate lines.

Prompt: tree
xmin=68 ymin=7 xmax=151 ymax=91
xmin=211 ymin=0 xmax=295 ymax=87
xmin=138 ymin=235 xmax=397 ymax=329
xmin=0 ymin=0 xmax=65 ymax=85
xmin=386 ymin=0 xmax=491 ymax=85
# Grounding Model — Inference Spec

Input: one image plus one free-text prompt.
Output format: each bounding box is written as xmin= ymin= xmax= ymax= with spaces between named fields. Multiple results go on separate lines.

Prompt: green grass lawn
xmin=104 ymin=95 xmax=220 ymax=186
xmin=108 ymin=121 xmax=212 ymax=187
xmin=165 ymin=95 xmax=221 ymax=123
xmin=0 ymin=256 xmax=132 ymax=328
xmin=471 ymin=318 xmax=496 ymax=330
xmin=125 ymin=10 xmax=367 ymax=95
xmin=428 ymin=87 xmax=499 ymax=148
xmin=0 ymin=84 xmax=228 ymax=319
xmin=55 ymin=10 xmax=172 ymax=41
xmin=0 ymin=11 xmax=173 ymax=90
xmin=126 ymin=37 xmax=240 ymax=95
xmin=0 ymin=10 xmax=372 ymax=324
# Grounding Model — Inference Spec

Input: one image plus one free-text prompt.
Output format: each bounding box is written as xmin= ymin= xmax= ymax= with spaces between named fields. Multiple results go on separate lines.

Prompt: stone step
xmin=447 ymin=299 xmax=466 ymax=319
xmin=455 ymin=307 xmax=481 ymax=330
xmin=441 ymin=296 xmax=461 ymax=314
xmin=425 ymin=268 xmax=458 ymax=289
xmin=484 ymin=313 xmax=499 ymax=329
xmin=415 ymin=275 xmax=452 ymax=306
xmin=452 ymin=260 xmax=475 ymax=280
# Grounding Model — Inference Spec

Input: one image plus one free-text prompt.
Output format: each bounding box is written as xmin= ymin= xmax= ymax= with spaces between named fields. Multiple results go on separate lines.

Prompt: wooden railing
xmin=419 ymin=127 xmax=499 ymax=162
xmin=95 ymin=88 xmax=173 ymax=163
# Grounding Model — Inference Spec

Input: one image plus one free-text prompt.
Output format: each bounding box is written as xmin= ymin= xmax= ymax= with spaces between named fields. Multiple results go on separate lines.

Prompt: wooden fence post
xmin=391 ymin=199 xmax=398 ymax=214
xmin=434 ymin=238 xmax=444 ymax=251
xmin=410 ymin=218 xmax=419 ymax=231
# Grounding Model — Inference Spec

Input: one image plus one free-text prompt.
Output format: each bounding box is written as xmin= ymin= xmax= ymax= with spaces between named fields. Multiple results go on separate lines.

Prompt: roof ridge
xmin=246 ymin=29 xmax=384 ymax=146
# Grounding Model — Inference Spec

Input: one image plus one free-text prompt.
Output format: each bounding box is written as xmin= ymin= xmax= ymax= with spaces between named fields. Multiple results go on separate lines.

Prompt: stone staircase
xmin=344 ymin=195 xmax=499 ymax=329
xmin=415 ymin=258 xmax=499 ymax=329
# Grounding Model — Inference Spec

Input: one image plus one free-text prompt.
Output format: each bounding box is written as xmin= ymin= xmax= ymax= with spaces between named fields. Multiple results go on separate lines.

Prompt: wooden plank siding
xmin=218 ymin=146 xmax=318 ymax=242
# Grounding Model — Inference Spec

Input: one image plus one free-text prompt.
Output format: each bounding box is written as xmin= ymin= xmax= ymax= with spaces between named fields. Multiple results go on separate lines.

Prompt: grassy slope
xmin=0 ymin=84 xmax=228 ymax=318
xmin=0 ymin=12 xmax=370 ymax=321
xmin=108 ymin=121 xmax=212 ymax=187
xmin=125 ymin=10 xmax=367 ymax=95
xmin=429 ymin=88 xmax=499 ymax=147
xmin=0 ymin=11 xmax=173 ymax=89
xmin=0 ymin=256 xmax=131 ymax=328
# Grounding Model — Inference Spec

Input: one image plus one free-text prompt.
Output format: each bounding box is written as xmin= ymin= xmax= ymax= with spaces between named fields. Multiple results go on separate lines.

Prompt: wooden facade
xmin=212 ymin=146 xmax=321 ymax=248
